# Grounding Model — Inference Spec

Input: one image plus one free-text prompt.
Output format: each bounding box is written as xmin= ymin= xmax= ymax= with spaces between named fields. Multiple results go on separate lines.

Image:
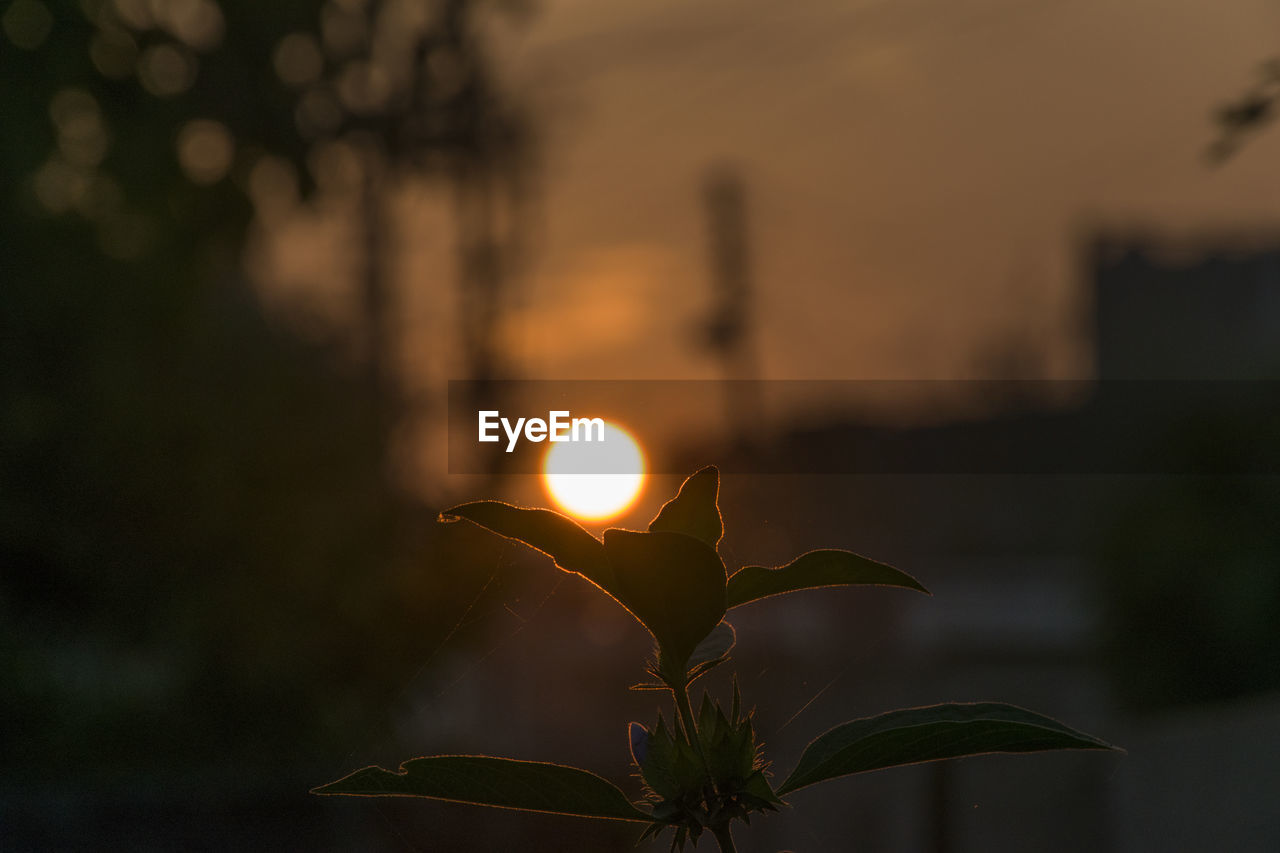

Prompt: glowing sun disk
xmin=541 ymin=421 xmax=645 ymax=521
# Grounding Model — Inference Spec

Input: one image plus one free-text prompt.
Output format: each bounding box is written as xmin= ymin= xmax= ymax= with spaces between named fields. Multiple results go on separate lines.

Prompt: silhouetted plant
xmin=315 ymin=467 xmax=1119 ymax=851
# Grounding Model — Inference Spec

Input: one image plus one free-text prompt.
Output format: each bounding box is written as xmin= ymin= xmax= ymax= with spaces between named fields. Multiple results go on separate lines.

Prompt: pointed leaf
xmin=603 ymin=529 xmax=727 ymax=669
xmin=698 ymin=693 xmax=718 ymax=737
xmin=439 ymin=501 xmax=612 ymax=589
xmin=629 ymin=722 xmax=650 ymax=766
xmin=727 ymin=549 xmax=928 ymax=609
xmin=777 ymin=702 xmax=1119 ymax=795
xmin=313 ymin=755 xmax=650 ymax=822
xmin=742 ymin=770 xmax=785 ymax=807
xmin=648 ymin=466 xmax=723 ymax=550
xmin=685 ymin=656 xmax=729 ymax=685
xmin=641 ymin=714 xmax=703 ymax=800
xmin=639 ymin=822 xmax=666 ymax=843
xmin=687 ymin=621 xmax=736 ymax=671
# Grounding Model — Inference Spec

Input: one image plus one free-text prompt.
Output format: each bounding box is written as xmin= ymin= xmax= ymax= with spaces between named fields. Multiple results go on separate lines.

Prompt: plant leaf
xmin=726 ymin=549 xmax=928 ymax=609
xmin=777 ymin=702 xmax=1119 ymax=795
xmin=687 ymin=621 xmax=736 ymax=671
xmin=313 ymin=755 xmax=651 ymax=822
xmin=603 ymin=529 xmax=727 ymax=670
xmin=439 ymin=501 xmax=613 ymax=589
xmin=648 ymin=466 xmax=723 ymax=550
xmin=685 ymin=656 xmax=729 ymax=685
xmin=440 ymin=498 xmax=730 ymax=669
xmin=743 ymin=769 xmax=785 ymax=807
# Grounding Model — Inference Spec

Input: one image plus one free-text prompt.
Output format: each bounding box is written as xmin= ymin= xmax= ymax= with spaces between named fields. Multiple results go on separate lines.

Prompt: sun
xmin=541 ymin=420 xmax=646 ymax=522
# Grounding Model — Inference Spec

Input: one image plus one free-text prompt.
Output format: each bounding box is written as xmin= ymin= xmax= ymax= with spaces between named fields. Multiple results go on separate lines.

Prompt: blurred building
xmin=664 ymin=229 xmax=1280 ymax=852
xmin=1092 ymin=231 xmax=1280 ymax=380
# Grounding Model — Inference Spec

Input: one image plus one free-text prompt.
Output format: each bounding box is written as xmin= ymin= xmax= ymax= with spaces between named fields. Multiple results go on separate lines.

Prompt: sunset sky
xmin=490 ymin=0 xmax=1280 ymax=378
xmin=252 ymin=0 xmax=1280 ymax=490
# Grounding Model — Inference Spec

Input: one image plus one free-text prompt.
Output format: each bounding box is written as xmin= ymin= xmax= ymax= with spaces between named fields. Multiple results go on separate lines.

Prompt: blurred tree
xmin=1 ymin=0 xmax=534 ymax=844
xmin=1209 ymin=58 xmax=1280 ymax=161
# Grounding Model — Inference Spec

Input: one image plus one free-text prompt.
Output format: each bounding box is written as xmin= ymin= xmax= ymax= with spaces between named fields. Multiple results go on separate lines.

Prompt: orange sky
xmin=253 ymin=0 xmax=1280 ymax=493
xmin=489 ymin=0 xmax=1280 ymax=379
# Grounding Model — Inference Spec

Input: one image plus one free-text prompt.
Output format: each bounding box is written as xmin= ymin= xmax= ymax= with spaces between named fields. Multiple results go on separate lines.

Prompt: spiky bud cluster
xmin=633 ymin=684 xmax=781 ymax=850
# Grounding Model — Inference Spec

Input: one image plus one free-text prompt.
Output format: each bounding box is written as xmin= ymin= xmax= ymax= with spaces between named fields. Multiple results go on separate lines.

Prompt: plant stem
xmin=671 ymin=681 xmax=700 ymax=748
xmin=711 ymin=824 xmax=737 ymax=853
xmin=670 ymin=680 xmax=720 ymax=792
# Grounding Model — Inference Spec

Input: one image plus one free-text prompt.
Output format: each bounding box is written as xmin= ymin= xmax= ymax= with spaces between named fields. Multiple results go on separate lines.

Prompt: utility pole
xmin=702 ymin=166 xmax=761 ymax=445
